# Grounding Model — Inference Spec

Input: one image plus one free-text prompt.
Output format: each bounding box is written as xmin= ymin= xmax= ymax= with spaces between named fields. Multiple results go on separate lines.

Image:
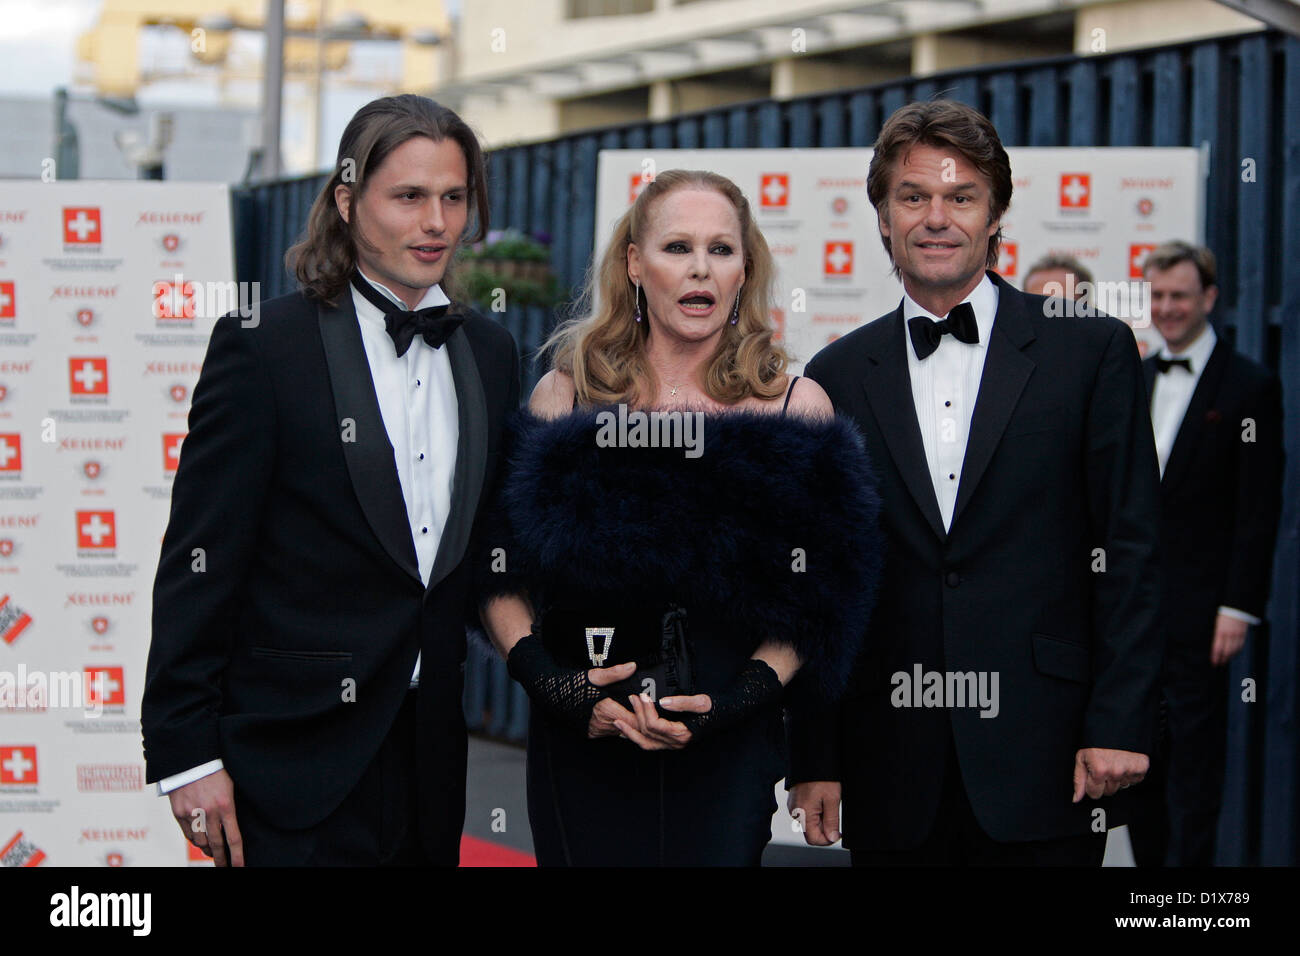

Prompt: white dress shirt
xmin=1150 ymin=323 xmax=1217 ymax=478
xmin=903 ymin=273 xmax=1000 ymax=532
xmin=1148 ymin=322 xmax=1258 ymax=627
xmin=158 ymin=271 xmax=459 ymax=795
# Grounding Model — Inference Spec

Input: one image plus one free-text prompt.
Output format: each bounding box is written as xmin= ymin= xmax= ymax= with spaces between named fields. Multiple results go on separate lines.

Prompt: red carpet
xmin=460 ymin=835 xmax=536 ymax=867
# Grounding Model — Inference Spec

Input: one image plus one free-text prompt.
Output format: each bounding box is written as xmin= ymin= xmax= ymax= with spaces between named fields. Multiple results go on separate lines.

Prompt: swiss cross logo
xmin=0 ymin=746 xmax=37 ymax=785
xmin=0 ymin=385 xmax=7 ymax=403
xmin=0 ymin=434 xmax=19 ymax=473
xmin=1130 ymin=243 xmax=1157 ymax=279
xmin=163 ymin=433 xmax=185 ymax=472
xmin=0 ymin=281 xmax=14 ymax=319
xmin=153 ymin=280 xmax=196 ymax=320
xmin=995 ymin=241 xmax=1019 ymax=278
xmin=63 ymin=207 xmax=102 ymax=244
xmin=824 ymin=241 xmax=853 ymax=276
xmin=1059 ymin=173 xmax=1091 ymax=209
xmin=76 ymin=308 xmax=95 ymax=327
xmin=69 ymin=357 xmax=108 ymax=396
xmin=760 ymin=173 xmax=789 ymax=208
xmin=162 ymin=233 xmax=181 ymax=253
xmin=0 ymin=540 xmax=12 ymax=558
xmin=91 ymin=616 xmax=109 ymax=635
xmin=629 ymin=172 xmax=653 ymax=205
xmin=85 ymin=667 xmax=125 ymax=707
xmin=168 ymin=383 xmax=188 ymax=404
xmin=76 ymin=510 xmax=116 ymax=550
xmin=83 ymin=460 xmax=101 ymax=480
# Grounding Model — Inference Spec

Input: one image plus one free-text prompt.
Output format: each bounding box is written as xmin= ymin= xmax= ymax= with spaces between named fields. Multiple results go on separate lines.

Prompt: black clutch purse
xmin=541 ymin=603 xmax=695 ymax=713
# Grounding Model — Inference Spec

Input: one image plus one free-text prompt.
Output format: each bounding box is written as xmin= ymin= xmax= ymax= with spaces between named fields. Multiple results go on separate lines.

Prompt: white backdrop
xmin=596 ymin=148 xmax=1205 ymax=367
xmin=0 ymin=182 xmax=231 ymax=867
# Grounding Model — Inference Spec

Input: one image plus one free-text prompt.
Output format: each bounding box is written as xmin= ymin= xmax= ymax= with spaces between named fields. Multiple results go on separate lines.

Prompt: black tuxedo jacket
xmin=1143 ymin=337 xmax=1284 ymax=648
xmin=142 ymin=289 xmax=519 ymax=857
xmin=793 ymin=271 xmax=1164 ymax=848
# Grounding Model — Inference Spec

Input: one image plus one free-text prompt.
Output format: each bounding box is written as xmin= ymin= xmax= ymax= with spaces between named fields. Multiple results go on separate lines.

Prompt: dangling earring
xmin=730 ymin=285 xmax=742 ymax=325
xmin=633 ymin=279 xmax=642 ymax=323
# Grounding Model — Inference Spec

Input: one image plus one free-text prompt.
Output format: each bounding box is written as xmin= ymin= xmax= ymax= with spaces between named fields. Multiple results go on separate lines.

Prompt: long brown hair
xmin=545 ymin=169 xmax=788 ymax=407
xmin=285 ymin=94 xmax=489 ymax=305
xmin=866 ymin=99 xmax=1013 ymax=274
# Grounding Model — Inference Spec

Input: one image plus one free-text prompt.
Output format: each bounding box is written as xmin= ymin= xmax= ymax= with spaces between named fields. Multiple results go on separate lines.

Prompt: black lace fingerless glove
xmin=506 ymin=631 xmax=604 ymax=731
xmin=679 ymin=658 xmax=783 ymax=741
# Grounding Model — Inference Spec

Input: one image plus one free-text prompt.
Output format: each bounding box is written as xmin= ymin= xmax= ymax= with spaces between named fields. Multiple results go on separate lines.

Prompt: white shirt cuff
xmin=157 ymin=759 xmax=224 ymax=796
xmin=1218 ymin=606 xmax=1261 ymax=626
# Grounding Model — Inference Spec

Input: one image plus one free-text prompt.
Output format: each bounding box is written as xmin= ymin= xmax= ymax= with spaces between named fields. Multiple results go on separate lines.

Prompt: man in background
xmin=1022 ymin=252 xmax=1093 ymax=300
xmin=1129 ymin=240 xmax=1284 ymax=866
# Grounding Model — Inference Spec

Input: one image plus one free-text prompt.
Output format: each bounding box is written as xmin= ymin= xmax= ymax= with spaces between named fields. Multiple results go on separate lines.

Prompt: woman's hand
xmin=614 ymin=692 xmax=713 ymax=751
xmin=585 ymin=662 xmax=637 ymax=738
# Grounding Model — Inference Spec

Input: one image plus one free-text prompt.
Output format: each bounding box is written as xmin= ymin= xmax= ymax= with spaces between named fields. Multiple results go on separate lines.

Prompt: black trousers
xmin=852 ymin=736 xmax=1106 ymax=866
xmin=236 ymin=690 xmax=429 ymax=866
xmin=1128 ymin=640 xmax=1230 ymax=867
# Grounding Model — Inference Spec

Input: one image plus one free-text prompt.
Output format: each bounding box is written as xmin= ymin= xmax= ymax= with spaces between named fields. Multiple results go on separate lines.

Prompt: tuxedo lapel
xmin=1161 ymin=336 xmax=1230 ymax=491
xmin=861 ymin=306 xmax=947 ymax=541
xmin=426 ymin=321 xmax=489 ymax=594
xmin=317 ymin=295 xmax=422 ymax=584
xmin=950 ymin=276 xmax=1036 ymax=531
xmin=1142 ymin=358 xmax=1157 ymax=406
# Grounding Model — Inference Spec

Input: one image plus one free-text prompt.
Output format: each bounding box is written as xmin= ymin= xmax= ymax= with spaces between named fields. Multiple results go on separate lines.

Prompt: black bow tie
xmin=907 ymin=302 xmax=979 ymax=360
xmin=1154 ymin=356 xmax=1193 ymax=374
xmin=351 ymin=272 xmax=463 ymax=357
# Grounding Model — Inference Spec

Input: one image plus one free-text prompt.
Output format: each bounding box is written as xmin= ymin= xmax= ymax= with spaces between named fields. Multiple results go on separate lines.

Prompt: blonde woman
xmin=478 ymin=169 xmax=882 ymax=866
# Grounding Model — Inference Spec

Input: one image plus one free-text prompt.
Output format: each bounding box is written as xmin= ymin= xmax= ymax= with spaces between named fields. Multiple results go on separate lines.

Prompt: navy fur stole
xmin=476 ymin=408 xmax=882 ymax=699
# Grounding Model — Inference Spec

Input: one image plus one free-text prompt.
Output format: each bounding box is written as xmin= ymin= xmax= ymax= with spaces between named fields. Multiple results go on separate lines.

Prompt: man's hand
xmin=788 ymin=781 xmax=842 ymax=846
xmin=1072 ymin=748 xmax=1148 ymax=802
xmin=167 ymin=769 xmax=244 ymax=867
xmin=1211 ymin=613 xmax=1249 ymax=667
xmin=586 ymin=662 xmax=637 ymax=738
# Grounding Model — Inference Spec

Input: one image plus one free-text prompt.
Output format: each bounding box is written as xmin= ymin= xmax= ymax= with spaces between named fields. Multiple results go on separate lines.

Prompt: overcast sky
xmin=0 ymin=0 xmax=104 ymax=97
xmin=0 ymin=0 xmax=462 ymax=100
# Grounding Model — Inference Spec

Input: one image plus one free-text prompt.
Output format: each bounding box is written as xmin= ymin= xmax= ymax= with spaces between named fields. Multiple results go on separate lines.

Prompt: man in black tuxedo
xmin=788 ymin=100 xmax=1163 ymax=864
xmin=1128 ymin=241 xmax=1284 ymax=866
xmin=142 ymin=95 xmax=519 ymax=866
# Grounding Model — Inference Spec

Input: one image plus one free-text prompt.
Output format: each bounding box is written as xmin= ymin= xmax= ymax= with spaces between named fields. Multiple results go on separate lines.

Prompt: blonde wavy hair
xmin=544 ymin=169 xmax=789 ymax=407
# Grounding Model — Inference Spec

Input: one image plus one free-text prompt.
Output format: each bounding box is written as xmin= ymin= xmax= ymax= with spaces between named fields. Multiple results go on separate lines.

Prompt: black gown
xmin=527 ymin=598 xmax=788 ymax=866
xmin=481 ymin=380 xmax=883 ymax=866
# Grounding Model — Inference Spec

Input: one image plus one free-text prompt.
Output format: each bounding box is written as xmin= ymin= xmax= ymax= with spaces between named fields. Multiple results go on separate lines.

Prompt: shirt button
xmin=945 ymin=401 xmax=952 ymax=407
xmin=946 ymin=571 xmax=960 ymax=587
xmin=948 ymin=473 xmax=955 ymax=480
xmin=418 ymin=453 xmax=425 ymax=461
xmin=421 ymin=527 xmax=428 ymax=534
xmin=414 ymin=379 xmax=421 ymax=387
